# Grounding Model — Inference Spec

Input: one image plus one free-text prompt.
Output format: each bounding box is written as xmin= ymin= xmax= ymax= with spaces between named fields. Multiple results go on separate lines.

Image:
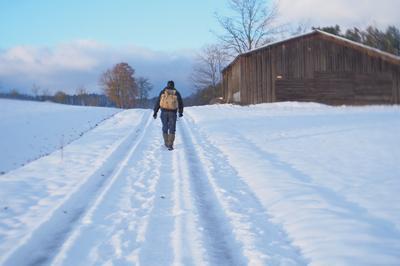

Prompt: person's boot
xmin=168 ymin=134 xmax=175 ymax=150
xmin=163 ymin=133 xmax=169 ymax=148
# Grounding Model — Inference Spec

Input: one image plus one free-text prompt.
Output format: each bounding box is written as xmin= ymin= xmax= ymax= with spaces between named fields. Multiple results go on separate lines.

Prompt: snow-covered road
xmin=1 ymin=109 xmax=305 ymax=265
xmin=1 ymin=103 xmax=400 ymax=265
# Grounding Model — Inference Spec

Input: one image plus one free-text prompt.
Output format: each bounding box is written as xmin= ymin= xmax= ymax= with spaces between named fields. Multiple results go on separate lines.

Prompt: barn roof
xmin=222 ymin=30 xmax=400 ymax=72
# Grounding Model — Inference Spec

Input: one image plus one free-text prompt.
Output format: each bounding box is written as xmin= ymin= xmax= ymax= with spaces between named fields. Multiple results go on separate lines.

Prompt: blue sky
xmin=0 ymin=0 xmax=226 ymax=50
xmin=0 ymin=0 xmax=399 ymax=97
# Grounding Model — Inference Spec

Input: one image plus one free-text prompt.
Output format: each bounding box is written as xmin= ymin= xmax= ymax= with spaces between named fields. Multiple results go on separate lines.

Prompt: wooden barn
xmin=222 ymin=30 xmax=400 ymax=105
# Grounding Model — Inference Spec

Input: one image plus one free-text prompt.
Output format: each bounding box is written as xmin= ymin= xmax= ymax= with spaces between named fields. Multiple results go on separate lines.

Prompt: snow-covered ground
xmin=0 ymin=101 xmax=399 ymax=265
xmin=0 ymin=99 xmax=120 ymax=174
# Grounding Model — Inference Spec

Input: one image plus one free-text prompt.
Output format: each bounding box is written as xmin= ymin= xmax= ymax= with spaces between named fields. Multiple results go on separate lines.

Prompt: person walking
xmin=153 ymin=80 xmax=184 ymax=150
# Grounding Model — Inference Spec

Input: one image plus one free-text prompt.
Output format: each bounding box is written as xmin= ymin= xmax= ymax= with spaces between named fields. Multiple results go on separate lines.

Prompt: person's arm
xmin=176 ymin=90 xmax=184 ymax=116
xmin=153 ymin=89 xmax=164 ymax=118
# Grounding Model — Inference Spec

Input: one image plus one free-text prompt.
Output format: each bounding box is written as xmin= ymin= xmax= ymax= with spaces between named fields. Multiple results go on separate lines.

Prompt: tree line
xmin=314 ymin=25 xmax=400 ymax=56
xmin=0 ymin=88 xmax=114 ymax=107
xmin=0 ymin=63 xmax=155 ymax=108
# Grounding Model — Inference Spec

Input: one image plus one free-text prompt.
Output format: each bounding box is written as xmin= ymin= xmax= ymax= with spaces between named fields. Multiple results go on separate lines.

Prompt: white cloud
xmin=0 ymin=41 xmax=196 ymax=97
xmin=278 ymin=0 xmax=400 ymax=30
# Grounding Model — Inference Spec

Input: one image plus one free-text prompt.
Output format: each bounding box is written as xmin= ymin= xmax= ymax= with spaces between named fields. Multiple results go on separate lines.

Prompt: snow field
xmin=186 ymin=103 xmax=400 ymax=265
xmin=0 ymin=101 xmax=399 ymax=265
xmin=0 ymin=109 xmax=149 ymax=265
xmin=0 ymin=99 xmax=120 ymax=174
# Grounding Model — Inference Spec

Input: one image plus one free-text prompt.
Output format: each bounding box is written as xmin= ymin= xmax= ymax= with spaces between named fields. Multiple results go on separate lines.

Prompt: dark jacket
xmin=153 ymin=87 xmax=184 ymax=115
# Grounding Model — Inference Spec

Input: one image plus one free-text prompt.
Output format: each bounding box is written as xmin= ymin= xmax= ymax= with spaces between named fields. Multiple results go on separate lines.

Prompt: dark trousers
xmin=161 ymin=110 xmax=177 ymax=134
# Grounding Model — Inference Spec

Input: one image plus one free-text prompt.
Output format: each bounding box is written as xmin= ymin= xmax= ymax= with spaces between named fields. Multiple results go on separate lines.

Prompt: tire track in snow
xmin=171 ymin=133 xmax=208 ymax=266
xmin=1 ymin=112 xmax=153 ymax=266
xmin=123 ymin=128 xmax=176 ymax=266
xmin=178 ymin=118 xmax=248 ymax=266
xmin=181 ymin=115 xmax=308 ymax=265
xmin=54 ymin=116 xmax=176 ymax=265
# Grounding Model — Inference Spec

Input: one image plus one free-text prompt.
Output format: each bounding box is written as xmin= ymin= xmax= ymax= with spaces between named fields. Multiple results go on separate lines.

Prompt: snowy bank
xmin=0 ymin=99 xmax=120 ymax=174
xmin=186 ymin=102 xmax=400 ymax=265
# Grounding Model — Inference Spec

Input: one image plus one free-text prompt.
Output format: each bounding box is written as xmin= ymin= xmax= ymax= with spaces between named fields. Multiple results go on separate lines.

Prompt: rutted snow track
xmin=179 ymin=116 xmax=307 ymax=266
xmin=1 ymin=108 xmax=309 ymax=266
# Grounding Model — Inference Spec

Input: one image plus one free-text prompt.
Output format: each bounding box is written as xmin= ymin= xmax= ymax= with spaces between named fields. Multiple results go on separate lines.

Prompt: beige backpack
xmin=160 ymin=89 xmax=178 ymax=110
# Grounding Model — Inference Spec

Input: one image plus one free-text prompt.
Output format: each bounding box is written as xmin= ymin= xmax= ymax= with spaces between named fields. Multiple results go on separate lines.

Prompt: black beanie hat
xmin=167 ymin=80 xmax=174 ymax=87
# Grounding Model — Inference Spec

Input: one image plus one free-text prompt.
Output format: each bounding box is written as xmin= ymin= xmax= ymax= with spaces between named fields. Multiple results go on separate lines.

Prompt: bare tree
xmin=137 ymin=77 xmax=153 ymax=101
xmin=215 ymin=0 xmax=281 ymax=55
xmin=40 ymin=88 xmax=50 ymax=101
xmin=31 ymin=84 xmax=41 ymax=99
xmin=54 ymin=90 xmax=67 ymax=104
xmin=191 ymin=44 xmax=229 ymax=98
xmin=76 ymin=86 xmax=88 ymax=106
xmin=100 ymin=62 xmax=138 ymax=108
xmin=10 ymin=88 xmax=20 ymax=97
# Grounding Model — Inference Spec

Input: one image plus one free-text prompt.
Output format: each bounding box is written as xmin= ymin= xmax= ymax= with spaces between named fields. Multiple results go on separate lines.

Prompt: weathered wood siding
xmin=222 ymin=57 xmax=241 ymax=102
xmin=222 ymin=32 xmax=400 ymax=105
xmin=394 ymin=66 xmax=400 ymax=104
xmin=276 ymin=72 xmax=393 ymax=105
